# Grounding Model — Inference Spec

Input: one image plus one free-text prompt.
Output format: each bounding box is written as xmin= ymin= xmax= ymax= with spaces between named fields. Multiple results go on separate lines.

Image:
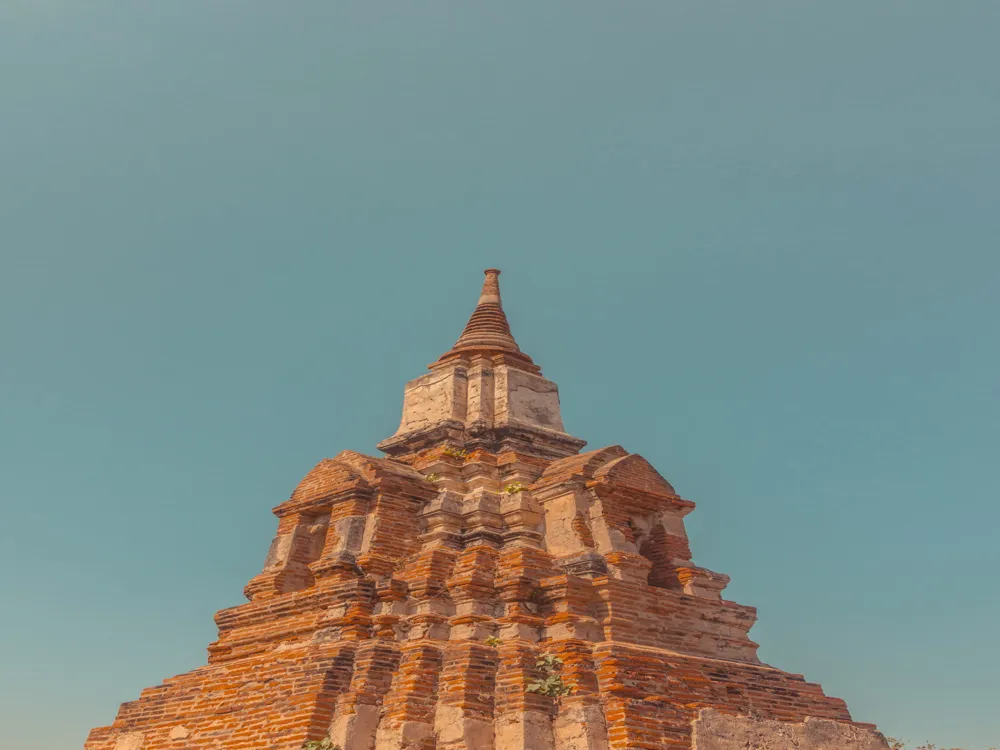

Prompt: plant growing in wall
xmin=503 ymin=482 xmax=526 ymax=494
xmin=484 ymin=636 xmax=502 ymax=648
xmin=442 ymin=445 xmax=469 ymax=458
xmin=526 ymin=653 xmax=573 ymax=698
xmin=527 ymin=586 xmax=547 ymax=605
xmin=301 ymin=740 xmax=341 ymax=750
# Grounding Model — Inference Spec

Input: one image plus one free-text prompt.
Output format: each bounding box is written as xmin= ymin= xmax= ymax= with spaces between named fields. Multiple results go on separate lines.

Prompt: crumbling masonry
xmin=86 ymin=269 xmax=889 ymax=750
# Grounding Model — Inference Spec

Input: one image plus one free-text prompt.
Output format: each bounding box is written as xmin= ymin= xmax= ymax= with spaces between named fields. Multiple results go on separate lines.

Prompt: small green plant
xmin=425 ymin=473 xmax=440 ymax=482
xmin=503 ymin=482 xmax=526 ymax=494
xmin=301 ymin=740 xmax=341 ymax=750
xmin=484 ymin=636 xmax=502 ymax=648
xmin=526 ymin=653 xmax=573 ymax=698
xmin=442 ymin=445 xmax=469 ymax=458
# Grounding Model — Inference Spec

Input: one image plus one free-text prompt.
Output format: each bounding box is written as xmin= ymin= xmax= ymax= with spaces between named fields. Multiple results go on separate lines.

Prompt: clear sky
xmin=1 ymin=2 xmax=998 ymax=748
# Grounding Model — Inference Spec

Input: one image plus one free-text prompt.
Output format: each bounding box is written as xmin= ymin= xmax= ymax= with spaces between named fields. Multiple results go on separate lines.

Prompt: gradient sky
xmin=2 ymin=2 xmax=998 ymax=748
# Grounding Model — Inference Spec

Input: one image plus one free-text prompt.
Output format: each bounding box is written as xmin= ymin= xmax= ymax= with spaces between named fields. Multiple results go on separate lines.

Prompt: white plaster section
xmin=434 ymin=704 xmax=495 ymax=749
xmin=330 ymin=516 xmax=368 ymax=557
xmin=331 ymin=704 xmax=380 ymax=750
xmin=586 ymin=500 xmax=617 ymax=556
xmin=167 ymin=726 xmax=190 ymax=740
xmin=501 ymin=368 xmax=565 ymax=432
xmin=466 ymin=364 xmax=496 ymax=424
xmin=542 ymin=490 xmax=589 ymax=559
xmin=262 ymin=533 xmax=293 ymax=570
xmin=389 ymin=360 xmax=570 ymax=442
xmin=657 ymin=510 xmax=688 ymax=538
xmin=495 ymin=710 xmax=555 ymax=750
xmin=395 ymin=368 xmax=467 ymax=435
xmin=692 ymin=709 xmax=890 ymax=750
xmin=374 ymin=720 xmax=434 ymax=750
xmin=112 ymin=734 xmax=145 ymax=750
xmin=587 ymin=495 xmax=641 ymax=558
xmin=553 ymin=704 xmax=610 ymax=750
xmin=359 ymin=513 xmax=380 ymax=556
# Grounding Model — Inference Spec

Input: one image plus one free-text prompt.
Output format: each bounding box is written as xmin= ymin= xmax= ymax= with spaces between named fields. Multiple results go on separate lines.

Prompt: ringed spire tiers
xmin=435 ymin=268 xmax=539 ymax=373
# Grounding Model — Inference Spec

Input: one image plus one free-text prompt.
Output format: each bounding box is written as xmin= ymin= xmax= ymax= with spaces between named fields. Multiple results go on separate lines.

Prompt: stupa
xmin=86 ymin=269 xmax=889 ymax=750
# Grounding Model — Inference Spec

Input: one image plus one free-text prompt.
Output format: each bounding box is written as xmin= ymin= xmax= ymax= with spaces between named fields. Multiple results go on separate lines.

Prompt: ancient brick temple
xmin=87 ymin=270 xmax=888 ymax=750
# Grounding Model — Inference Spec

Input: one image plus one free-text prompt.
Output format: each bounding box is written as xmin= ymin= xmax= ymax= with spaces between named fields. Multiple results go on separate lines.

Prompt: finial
xmin=479 ymin=269 xmax=502 ymax=306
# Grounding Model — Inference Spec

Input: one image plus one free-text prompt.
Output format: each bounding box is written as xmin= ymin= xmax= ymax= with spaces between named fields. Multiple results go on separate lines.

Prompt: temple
xmin=86 ymin=269 xmax=889 ymax=750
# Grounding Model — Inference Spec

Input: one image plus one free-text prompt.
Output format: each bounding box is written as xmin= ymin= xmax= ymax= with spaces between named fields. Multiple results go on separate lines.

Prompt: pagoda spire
xmin=436 ymin=268 xmax=538 ymax=370
xmin=379 ymin=267 xmax=584 ymax=458
xmin=453 ymin=268 xmax=520 ymax=352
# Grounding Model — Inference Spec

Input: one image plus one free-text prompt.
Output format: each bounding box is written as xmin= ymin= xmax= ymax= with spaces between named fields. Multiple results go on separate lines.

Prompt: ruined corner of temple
xmin=86 ymin=269 xmax=889 ymax=750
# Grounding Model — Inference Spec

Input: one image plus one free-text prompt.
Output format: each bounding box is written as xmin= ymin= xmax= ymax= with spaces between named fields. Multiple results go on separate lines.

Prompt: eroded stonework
xmin=86 ymin=270 xmax=884 ymax=750
xmin=693 ymin=709 xmax=890 ymax=750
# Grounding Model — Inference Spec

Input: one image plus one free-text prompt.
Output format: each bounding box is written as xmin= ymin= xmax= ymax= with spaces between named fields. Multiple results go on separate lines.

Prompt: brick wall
xmin=86 ymin=446 xmax=883 ymax=750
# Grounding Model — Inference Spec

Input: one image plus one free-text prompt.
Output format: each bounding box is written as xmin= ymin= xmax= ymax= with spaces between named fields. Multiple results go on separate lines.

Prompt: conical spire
xmin=453 ymin=269 xmax=520 ymax=352
xmin=435 ymin=269 xmax=538 ymax=370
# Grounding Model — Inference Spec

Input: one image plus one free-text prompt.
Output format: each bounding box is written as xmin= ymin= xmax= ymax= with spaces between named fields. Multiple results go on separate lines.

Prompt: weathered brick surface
xmin=86 ymin=270 xmax=886 ymax=750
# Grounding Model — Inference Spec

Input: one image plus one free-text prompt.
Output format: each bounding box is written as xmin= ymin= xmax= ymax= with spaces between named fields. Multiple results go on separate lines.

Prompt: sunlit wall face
xmin=1 ymin=3 xmax=998 ymax=749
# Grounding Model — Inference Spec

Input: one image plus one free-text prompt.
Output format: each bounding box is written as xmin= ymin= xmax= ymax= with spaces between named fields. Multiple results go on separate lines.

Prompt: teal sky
xmin=2 ymin=2 xmax=998 ymax=748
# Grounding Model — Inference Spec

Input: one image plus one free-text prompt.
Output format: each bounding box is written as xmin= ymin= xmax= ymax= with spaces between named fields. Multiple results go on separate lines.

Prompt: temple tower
xmin=86 ymin=270 xmax=889 ymax=750
xmin=378 ymin=268 xmax=585 ymax=461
